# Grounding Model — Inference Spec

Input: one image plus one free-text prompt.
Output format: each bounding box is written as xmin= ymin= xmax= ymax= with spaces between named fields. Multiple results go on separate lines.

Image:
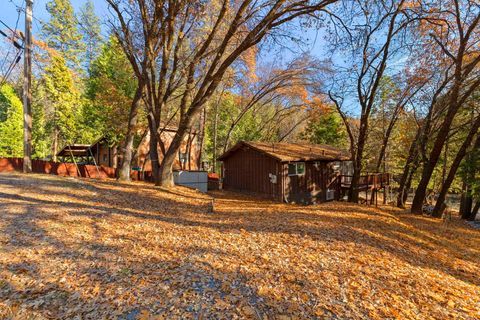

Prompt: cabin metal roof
xmin=218 ymin=141 xmax=350 ymax=162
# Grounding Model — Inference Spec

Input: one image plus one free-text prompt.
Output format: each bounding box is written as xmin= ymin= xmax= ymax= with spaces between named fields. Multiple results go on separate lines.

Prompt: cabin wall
xmin=283 ymin=162 xmax=323 ymax=204
xmin=222 ymin=147 xmax=281 ymax=201
xmin=135 ymin=130 xmax=199 ymax=171
xmin=282 ymin=161 xmax=339 ymax=204
xmin=96 ymin=144 xmax=112 ymax=167
xmin=220 ymin=147 xmax=343 ymax=204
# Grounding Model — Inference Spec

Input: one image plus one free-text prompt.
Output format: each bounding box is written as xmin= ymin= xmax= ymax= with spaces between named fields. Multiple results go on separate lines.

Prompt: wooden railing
xmin=340 ymin=173 xmax=390 ymax=189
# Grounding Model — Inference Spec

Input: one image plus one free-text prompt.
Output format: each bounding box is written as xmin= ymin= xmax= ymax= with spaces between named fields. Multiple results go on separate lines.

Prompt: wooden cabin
xmin=133 ymin=128 xmax=200 ymax=171
xmin=218 ymin=141 xmax=350 ymax=204
xmin=57 ymin=127 xmax=200 ymax=172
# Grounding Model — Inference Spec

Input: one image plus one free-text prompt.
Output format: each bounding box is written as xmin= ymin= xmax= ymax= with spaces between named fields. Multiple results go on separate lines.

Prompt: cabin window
xmin=288 ymin=162 xmax=305 ymax=176
xmin=179 ymin=152 xmax=187 ymax=164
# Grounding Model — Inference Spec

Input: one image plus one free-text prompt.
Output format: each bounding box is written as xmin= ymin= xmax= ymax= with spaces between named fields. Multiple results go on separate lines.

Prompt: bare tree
xmin=396 ymin=67 xmax=453 ymax=208
xmin=222 ymin=57 xmax=318 ymax=152
xmin=411 ymin=0 xmax=480 ymax=212
xmin=106 ymin=0 xmax=154 ymax=181
xmin=326 ymin=0 xmax=415 ymax=202
xmin=432 ymin=112 xmax=480 ymax=217
xmin=108 ymin=0 xmax=338 ymax=187
xmin=373 ymin=73 xmax=428 ymax=173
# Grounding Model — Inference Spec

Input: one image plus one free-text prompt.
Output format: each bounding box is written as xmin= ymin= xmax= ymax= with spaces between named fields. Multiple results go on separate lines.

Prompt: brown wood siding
xmin=135 ymin=131 xmax=199 ymax=171
xmin=284 ymin=162 xmax=321 ymax=204
xmin=283 ymin=161 xmax=338 ymax=204
xmin=222 ymin=148 xmax=340 ymax=204
xmin=223 ymin=147 xmax=280 ymax=200
xmin=97 ymin=144 xmax=111 ymax=167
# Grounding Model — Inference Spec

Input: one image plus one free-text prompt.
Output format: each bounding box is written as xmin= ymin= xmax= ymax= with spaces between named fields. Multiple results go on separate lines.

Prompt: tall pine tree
xmin=43 ymin=55 xmax=81 ymax=161
xmin=79 ymin=0 xmax=102 ymax=72
xmin=42 ymin=0 xmax=85 ymax=69
xmin=82 ymin=37 xmax=137 ymax=145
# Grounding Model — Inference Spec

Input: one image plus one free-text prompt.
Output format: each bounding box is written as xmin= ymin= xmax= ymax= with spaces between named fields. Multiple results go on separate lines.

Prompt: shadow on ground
xmin=0 ymin=173 xmax=479 ymax=319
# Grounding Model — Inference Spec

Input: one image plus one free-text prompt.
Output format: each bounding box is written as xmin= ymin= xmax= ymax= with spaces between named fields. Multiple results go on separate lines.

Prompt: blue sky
xmin=1 ymin=0 xmax=108 ymax=35
xmin=0 ymin=1 xmax=366 ymax=116
xmin=1 ymin=0 xmax=326 ymax=55
xmin=1 ymin=1 xmax=351 ymax=109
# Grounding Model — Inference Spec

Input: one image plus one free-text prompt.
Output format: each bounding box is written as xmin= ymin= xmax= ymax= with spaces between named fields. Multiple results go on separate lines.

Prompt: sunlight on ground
xmin=0 ymin=173 xmax=479 ymax=319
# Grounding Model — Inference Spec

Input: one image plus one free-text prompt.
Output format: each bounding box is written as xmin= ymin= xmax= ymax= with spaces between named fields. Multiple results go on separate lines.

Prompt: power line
xmin=0 ymin=2 xmax=23 ymax=70
xmin=0 ymin=19 xmax=15 ymax=34
xmin=0 ymin=49 xmax=23 ymax=88
xmin=9 ymin=0 xmax=44 ymax=28
xmin=0 ymin=0 xmax=25 ymax=86
xmin=0 ymin=19 xmax=23 ymax=47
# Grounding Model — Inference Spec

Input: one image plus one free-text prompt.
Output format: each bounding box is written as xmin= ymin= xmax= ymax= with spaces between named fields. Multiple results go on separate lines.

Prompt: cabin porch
xmin=336 ymin=173 xmax=391 ymax=205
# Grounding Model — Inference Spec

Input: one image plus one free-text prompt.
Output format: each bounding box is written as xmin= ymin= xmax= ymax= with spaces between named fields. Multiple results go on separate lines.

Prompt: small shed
xmin=218 ymin=141 xmax=350 ymax=204
xmin=56 ymin=144 xmax=92 ymax=163
xmin=56 ymin=138 xmax=118 ymax=168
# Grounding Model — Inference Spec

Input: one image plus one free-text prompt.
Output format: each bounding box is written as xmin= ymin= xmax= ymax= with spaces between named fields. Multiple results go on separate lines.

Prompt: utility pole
xmin=23 ymin=0 xmax=33 ymax=173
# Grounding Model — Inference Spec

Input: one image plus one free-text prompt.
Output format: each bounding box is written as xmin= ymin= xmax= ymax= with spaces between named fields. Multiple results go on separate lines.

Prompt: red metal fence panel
xmin=0 ymin=158 xmax=131 ymax=180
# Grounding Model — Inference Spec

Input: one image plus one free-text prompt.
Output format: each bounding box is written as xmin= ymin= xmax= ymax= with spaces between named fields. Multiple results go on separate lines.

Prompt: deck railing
xmin=340 ymin=173 xmax=390 ymax=189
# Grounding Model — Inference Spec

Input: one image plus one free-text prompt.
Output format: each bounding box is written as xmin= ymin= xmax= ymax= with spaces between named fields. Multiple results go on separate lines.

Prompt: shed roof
xmin=218 ymin=141 xmax=350 ymax=162
xmin=56 ymin=144 xmax=92 ymax=157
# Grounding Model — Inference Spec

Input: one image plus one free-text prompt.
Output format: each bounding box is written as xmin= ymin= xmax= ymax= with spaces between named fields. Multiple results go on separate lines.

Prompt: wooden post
xmin=88 ymin=147 xmax=101 ymax=178
xmin=68 ymin=146 xmax=81 ymax=177
xmin=22 ymin=0 xmax=33 ymax=173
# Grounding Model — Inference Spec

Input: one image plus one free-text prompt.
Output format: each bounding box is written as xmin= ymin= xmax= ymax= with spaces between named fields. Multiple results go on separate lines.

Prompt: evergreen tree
xmin=0 ymin=84 xmax=23 ymax=157
xmin=303 ymin=109 xmax=347 ymax=147
xmin=42 ymin=0 xmax=85 ymax=69
xmin=31 ymin=81 xmax=52 ymax=159
xmin=43 ymin=55 xmax=81 ymax=160
xmin=79 ymin=0 xmax=102 ymax=72
xmin=83 ymin=37 xmax=137 ymax=145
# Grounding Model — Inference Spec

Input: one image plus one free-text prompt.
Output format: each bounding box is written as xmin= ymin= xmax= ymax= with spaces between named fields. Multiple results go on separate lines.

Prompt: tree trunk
xmin=375 ymin=114 xmax=397 ymax=172
xmin=461 ymin=134 xmax=480 ymax=220
xmin=459 ymin=181 xmax=467 ymax=216
xmin=404 ymin=163 xmax=417 ymax=204
xmin=196 ymin=107 xmax=206 ymax=169
xmin=432 ymin=119 xmax=480 ymax=217
xmin=411 ymin=58 xmax=467 ymax=213
xmin=349 ymin=120 xmax=368 ymax=202
xmin=349 ymin=161 xmax=361 ymax=203
xmin=52 ymin=126 xmax=59 ymax=162
xmin=462 ymin=194 xmax=473 ymax=220
xmin=147 ymin=117 xmax=161 ymax=186
xmin=158 ymin=104 xmax=204 ymax=187
xmin=118 ymin=85 xmax=143 ymax=181
xmin=397 ymin=130 xmax=421 ymax=207
xmin=412 ymin=131 xmax=452 ymax=213
xmin=441 ymin=139 xmax=448 ymax=185
xmin=112 ymin=146 xmax=118 ymax=169
xmin=471 ymin=200 xmax=480 ymax=220
xmin=158 ymin=133 xmax=182 ymax=187
xmin=212 ymin=100 xmax=219 ymax=173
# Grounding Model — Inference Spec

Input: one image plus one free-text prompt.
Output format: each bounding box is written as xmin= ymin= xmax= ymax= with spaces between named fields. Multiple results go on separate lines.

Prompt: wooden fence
xmin=0 ymin=158 xmax=129 ymax=180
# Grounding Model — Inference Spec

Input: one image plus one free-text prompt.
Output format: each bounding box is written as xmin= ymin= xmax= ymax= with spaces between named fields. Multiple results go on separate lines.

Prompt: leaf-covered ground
xmin=0 ymin=173 xmax=479 ymax=319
